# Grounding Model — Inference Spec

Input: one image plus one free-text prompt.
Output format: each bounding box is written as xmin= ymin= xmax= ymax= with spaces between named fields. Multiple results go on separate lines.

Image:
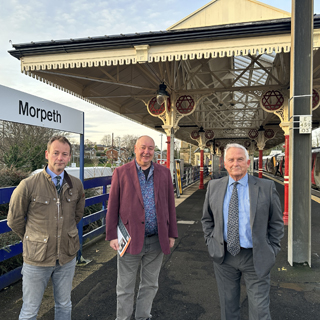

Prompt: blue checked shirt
xmin=135 ymin=160 xmax=158 ymax=236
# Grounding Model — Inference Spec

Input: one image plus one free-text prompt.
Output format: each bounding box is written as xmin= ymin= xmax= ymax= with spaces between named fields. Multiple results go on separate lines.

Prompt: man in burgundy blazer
xmin=105 ymin=135 xmax=178 ymax=320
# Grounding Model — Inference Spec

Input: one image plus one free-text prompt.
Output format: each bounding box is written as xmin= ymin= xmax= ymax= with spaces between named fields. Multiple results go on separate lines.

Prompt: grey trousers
xmin=213 ymin=248 xmax=271 ymax=320
xmin=116 ymin=235 xmax=164 ymax=320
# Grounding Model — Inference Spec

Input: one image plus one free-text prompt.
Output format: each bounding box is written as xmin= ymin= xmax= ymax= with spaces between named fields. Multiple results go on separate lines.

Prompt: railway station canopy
xmin=8 ymin=0 xmax=320 ymax=149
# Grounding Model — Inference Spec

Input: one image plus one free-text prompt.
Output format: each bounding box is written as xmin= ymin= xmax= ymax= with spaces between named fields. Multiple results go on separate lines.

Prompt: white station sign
xmin=0 ymin=85 xmax=84 ymax=134
xmin=299 ymin=115 xmax=312 ymax=134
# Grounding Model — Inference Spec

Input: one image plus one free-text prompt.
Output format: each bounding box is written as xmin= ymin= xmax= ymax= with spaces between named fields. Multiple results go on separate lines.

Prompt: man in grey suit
xmin=202 ymin=143 xmax=284 ymax=320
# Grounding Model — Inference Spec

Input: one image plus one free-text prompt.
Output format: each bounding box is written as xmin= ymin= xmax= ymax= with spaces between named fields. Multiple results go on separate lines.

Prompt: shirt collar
xmin=134 ymin=159 xmax=153 ymax=171
xmin=46 ymin=166 xmax=65 ymax=182
xmin=228 ymin=173 xmax=248 ymax=188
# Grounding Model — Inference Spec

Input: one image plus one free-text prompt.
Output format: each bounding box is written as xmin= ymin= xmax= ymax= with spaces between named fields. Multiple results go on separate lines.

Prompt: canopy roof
xmin=8 ymin=0 xmax=320 ymax=150
xmin=168 ymin=0 xmax=290 ymax=30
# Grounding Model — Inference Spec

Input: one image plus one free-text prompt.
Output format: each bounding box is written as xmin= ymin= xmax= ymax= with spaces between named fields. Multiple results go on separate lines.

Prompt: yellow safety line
xmin=262 ymin=173 xmax=284 ymax=185
xmin=312 ymin=195 xmax=320 ymax=204
xmin=262 ymin=173 xmax=320 ymax=204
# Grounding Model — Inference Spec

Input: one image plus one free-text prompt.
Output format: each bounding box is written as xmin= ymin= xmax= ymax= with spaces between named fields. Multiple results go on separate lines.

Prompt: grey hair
xmin=224 ymin=143 xmax=249 ymax=161
xmin=135 ymin=135 xmax=155 ymax=146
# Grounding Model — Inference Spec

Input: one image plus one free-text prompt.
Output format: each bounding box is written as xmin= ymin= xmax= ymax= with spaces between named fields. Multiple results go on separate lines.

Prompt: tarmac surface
xmin=1 ymin=175 xmax=320 ymax=320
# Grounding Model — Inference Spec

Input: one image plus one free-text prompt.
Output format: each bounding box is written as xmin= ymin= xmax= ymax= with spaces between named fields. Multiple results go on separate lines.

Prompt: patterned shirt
xmin=135 ymin=160 xmax=158 ymax=236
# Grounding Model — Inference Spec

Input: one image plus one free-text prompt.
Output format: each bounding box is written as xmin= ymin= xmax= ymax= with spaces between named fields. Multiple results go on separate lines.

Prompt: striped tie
xmin=227 ymin=182 xmax=240 ymax=256
xmin=56 ymin=176 xmax=62 ymax=194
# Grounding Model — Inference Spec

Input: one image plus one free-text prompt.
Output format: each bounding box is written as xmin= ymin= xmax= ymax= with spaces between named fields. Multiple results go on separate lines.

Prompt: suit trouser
xmin=116 ymin=235 xmax=164 ymax=320
xmin=213 ymin=248 xmax=271 ymax=320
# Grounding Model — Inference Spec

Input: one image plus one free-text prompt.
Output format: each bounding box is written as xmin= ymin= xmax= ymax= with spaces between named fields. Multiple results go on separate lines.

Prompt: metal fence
xmin=175 ymin=166 xmax=209 ymax=193
xmin=0 ymin=165 xmax=207 ymax=291
xmin=0 ymin=176 xmax=111 ymax=291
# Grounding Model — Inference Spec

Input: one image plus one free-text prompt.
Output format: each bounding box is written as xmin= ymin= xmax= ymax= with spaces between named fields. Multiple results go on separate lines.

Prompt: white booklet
xmin=117 ymin=217 xmax=131 ymax=257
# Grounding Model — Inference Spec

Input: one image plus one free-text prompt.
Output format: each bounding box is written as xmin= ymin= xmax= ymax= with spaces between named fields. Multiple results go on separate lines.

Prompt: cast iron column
xmin=199 ymin=149 xmax=204 ymax=189
xmin=284 ymin=134 xmax=289 ymax=225
xmin=258 ymin=150 xmax=263 ymax=178
xmin=166 ymin=136 xmax=170 ymax=169
xmin=288 ymin=0 xmax=313 ymax=266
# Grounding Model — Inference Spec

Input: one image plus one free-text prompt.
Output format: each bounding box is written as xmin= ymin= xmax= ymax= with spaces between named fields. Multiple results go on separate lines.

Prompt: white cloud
xmin=1 ymin=0 xmax=319 ymax=151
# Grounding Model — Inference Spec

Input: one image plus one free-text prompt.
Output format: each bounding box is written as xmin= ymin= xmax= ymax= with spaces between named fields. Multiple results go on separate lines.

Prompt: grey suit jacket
xmin=201 ymin=174 xmax=284 ymax=278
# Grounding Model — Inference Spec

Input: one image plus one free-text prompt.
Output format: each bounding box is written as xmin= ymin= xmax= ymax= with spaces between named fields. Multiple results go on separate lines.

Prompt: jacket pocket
xmin=30 ymin=195 xmax=51 ymax=205
xmin=266 ymin=237 xmax=278 ymax=256
xmin=68 ymin=228 xmax=80 ymax=256
xmin=23 ymin=233 xmax=49 ymax=262
xmin=65 ymin=190 xmax=79 ymax=202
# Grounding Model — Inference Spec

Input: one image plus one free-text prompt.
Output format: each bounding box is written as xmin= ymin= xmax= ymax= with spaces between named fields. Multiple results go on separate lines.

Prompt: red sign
xmin=157 ymin=160 xmax=167 ymax=166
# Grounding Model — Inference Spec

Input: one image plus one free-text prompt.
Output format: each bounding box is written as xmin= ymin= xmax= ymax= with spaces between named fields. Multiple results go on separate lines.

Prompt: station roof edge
xmin=8 ymin=15 xmax=320 ymax=60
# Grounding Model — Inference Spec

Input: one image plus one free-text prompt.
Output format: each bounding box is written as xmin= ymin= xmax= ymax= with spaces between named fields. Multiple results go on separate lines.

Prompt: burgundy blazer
xmin=105 ymin=160 xmax=178 ymax=255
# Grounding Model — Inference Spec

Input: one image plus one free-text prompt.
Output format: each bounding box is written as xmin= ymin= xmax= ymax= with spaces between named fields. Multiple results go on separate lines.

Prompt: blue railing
xmin=81 ymin=176 xmax=112 ymax=244
xmin=0 ymin=165 xmax=208 ymax=291
xmin=0 ymin=175 xmax=112 ymax=291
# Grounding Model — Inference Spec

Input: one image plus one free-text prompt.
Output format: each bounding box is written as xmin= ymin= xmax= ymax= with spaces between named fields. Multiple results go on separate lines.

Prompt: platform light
xmin=156 ymin=82 xmax=169 ymax=105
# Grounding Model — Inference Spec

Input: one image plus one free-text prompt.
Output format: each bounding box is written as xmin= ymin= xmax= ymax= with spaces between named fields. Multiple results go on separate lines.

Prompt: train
xmin=253 ymin=148 xmax=320 ymax=188
xmin=312 ymin=148 xmax=320 ymax=187
xmin=253 ymin=151 xmax=285 ymax=177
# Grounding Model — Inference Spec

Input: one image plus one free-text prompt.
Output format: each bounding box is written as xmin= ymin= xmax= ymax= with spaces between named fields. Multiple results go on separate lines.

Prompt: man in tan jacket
xmin=7 ymin=135 xmax=85 ymax=320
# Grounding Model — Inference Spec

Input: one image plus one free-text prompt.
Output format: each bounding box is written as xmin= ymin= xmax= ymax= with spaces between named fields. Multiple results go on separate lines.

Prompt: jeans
xmin=116 ymin=235 xmax=164 ymax=320
xmin=19 ymin=257 xmax=76 ymax=320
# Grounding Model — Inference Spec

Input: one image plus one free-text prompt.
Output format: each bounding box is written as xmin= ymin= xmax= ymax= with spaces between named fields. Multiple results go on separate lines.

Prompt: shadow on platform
xmin=1 ymin=178 xmax=320 ymax=320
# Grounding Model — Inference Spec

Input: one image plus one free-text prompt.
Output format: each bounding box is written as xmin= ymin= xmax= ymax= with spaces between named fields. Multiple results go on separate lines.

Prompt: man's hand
xmin=169 ymin=237 xmax=175 ymax=248
xmin=110 ymin=239 xmax=119 ymax=251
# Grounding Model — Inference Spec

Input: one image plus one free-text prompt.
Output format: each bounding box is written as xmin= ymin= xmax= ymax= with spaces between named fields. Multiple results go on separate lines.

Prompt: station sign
xmin=0 ymin=84 xmax=84 ymax=134
xmin=157 ymin=159 xmax=167 ymax=166
xmin=299 ymin=115 xmax=312 ymax=134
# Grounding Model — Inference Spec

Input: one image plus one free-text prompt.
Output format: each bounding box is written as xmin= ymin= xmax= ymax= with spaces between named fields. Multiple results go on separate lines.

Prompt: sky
xmin=1 ymin=0 xmax=319 ymax=149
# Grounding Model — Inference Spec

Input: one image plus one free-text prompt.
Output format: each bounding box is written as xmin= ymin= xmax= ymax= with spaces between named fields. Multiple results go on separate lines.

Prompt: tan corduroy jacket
xmin=7 ymin=167 xmax=85 ymax=266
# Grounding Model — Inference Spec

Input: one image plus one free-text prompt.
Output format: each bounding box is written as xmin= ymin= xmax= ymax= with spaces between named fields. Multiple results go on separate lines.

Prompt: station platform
xmin=1 ymin=176 xmax=320 ymax=320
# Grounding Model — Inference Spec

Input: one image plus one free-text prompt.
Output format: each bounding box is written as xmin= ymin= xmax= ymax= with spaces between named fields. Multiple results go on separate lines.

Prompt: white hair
xmin=224 ymin=143 xmax=249 ymax=161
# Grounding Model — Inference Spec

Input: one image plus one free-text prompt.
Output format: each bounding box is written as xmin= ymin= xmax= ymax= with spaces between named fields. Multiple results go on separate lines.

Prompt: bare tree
xmin=85 ymin=139 xmax=96 ymax=149
xmin=100 ymin=134 xmax=112 ymax=146
xmin=118 ymin=134 xmax=139 ymax=163
xmin=0 ymin=121 xmax=66 ymax=172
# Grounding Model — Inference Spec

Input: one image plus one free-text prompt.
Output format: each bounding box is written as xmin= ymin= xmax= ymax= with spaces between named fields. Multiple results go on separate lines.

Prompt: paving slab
xmin=1 ymin=177 xmax=320 ymax=319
